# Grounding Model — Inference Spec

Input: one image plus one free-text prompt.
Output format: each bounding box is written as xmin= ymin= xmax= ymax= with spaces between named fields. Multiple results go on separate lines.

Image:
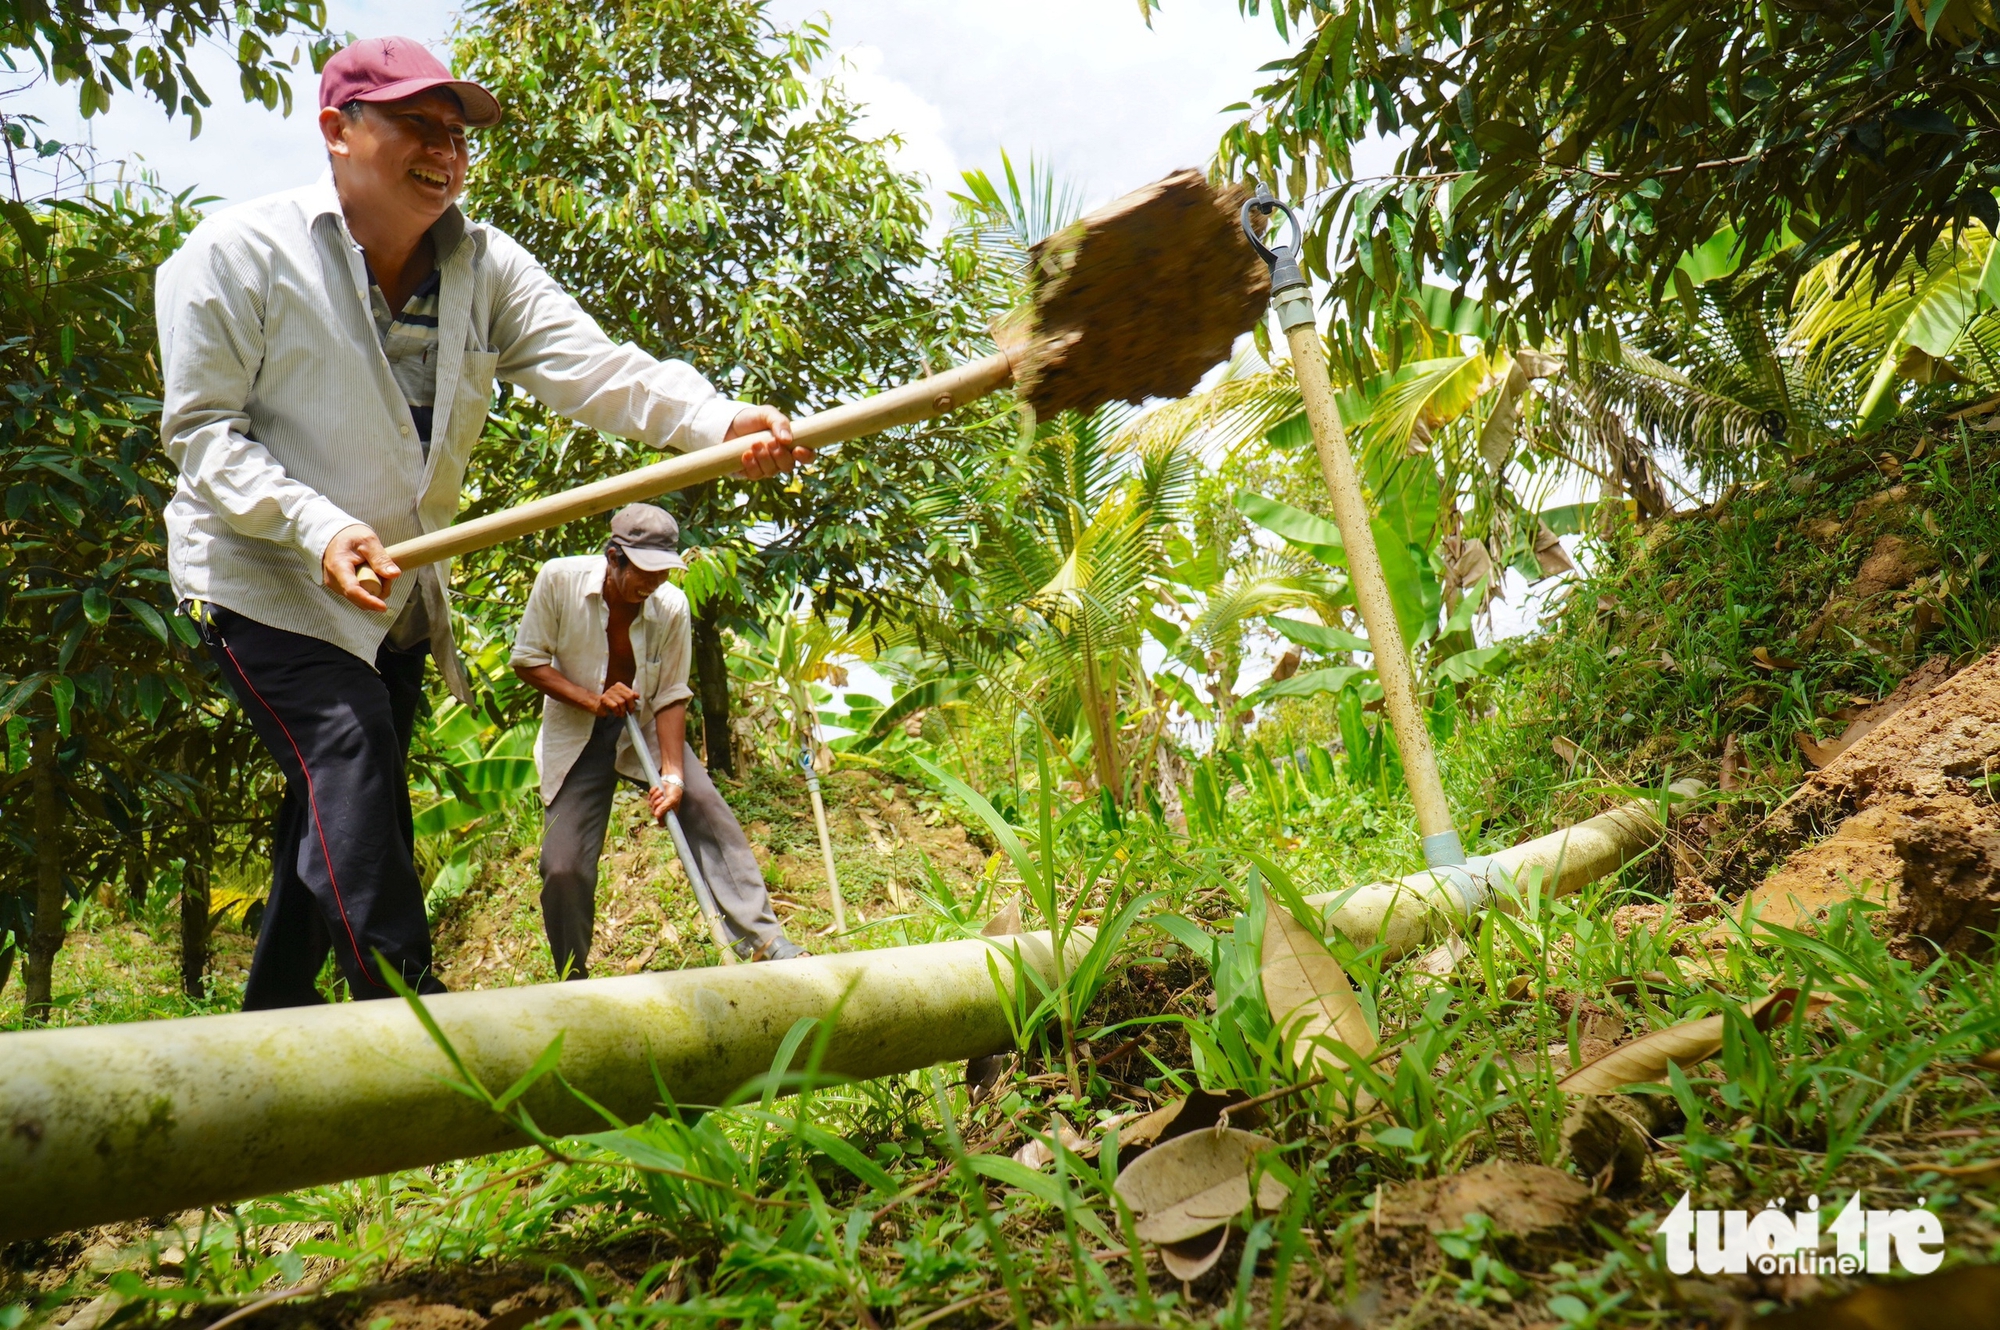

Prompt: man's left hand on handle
xmin=646 ymin=780 xmax=683 ymax=822
xmin=727 ymin=405 xmax=812 ymax=480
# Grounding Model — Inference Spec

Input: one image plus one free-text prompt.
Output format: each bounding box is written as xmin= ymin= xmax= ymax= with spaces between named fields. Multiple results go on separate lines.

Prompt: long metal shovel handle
xmin=624 ymin=712 xmax=739 ymax=965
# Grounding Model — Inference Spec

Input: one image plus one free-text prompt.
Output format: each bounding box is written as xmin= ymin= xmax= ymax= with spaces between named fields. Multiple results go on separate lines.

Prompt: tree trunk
xmin=691 ymin=607 xmax=734 ymax=778
xmin=125 ymin=834 xmax=150 ymax=914
xmin=181 ymin=808 xmax=212 ymax=1000
xmin=23 ymin=724 xmax=65 ymax=1023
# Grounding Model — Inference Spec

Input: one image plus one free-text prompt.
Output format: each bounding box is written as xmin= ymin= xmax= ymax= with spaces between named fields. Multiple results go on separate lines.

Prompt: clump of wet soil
xmin=1721 ymin=648 xmax=2000 ymax=956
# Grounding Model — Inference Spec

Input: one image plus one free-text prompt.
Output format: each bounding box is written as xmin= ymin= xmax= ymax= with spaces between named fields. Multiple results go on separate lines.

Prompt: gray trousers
xmin=539 ymin=715 xmax=783 ymax=978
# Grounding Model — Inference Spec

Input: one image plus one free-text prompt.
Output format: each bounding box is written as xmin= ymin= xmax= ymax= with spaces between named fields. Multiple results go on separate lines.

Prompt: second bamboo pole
xmin=1250 ymin=198 xmax=1464 ymax=867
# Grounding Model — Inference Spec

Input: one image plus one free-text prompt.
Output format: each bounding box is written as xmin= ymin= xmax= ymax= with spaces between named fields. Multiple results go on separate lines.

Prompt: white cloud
xmin=816 ymin=43 xmax=961 ymax=239
xmin=767 ymin=0 xmax=1292 ymax=210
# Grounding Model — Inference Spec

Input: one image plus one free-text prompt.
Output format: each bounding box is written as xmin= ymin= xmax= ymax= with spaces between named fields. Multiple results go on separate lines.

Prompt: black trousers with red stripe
xmin=204 ymin=608 xmax=446 ymax=1010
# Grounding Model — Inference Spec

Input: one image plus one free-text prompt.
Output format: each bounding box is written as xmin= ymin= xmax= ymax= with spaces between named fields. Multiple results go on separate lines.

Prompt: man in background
xmin=512 ymin=504 xmax=805 ymax=975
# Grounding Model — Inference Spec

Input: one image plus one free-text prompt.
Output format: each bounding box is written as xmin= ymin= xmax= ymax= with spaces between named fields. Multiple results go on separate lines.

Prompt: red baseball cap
xmin=319 ymin=37 xmax=501 ymax=128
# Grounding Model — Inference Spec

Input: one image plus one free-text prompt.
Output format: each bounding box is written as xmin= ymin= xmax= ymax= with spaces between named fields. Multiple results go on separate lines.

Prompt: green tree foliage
xmin=902 ymin=409 xmax=1195 ymax=807
xmin=0 ymin=192 xmax=267 ymax=1016
xmin=1221 ymin=0 xmax=2000 ymax=337
xmin=1 ymin=0 xmax=333 ymax=128
xmin=450 ymin=0 xmax=995 ymax=769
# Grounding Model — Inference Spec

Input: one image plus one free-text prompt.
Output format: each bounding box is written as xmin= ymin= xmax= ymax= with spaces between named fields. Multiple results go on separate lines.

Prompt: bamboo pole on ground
xmin=0 ymin=931 xmax=1079 ymax=1242
xmin=1243 ymin=195 xmax=1465 ymax=869
xmin=1306 ymin=780 xmax=1706 ymax=960
xmin=0 ymin=788 xmax=1691 ymax=1241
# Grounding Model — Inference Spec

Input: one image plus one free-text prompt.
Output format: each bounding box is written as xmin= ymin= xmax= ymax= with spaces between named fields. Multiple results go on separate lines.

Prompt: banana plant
xmin=1791 ymin=222 xmax=2000 ymax=432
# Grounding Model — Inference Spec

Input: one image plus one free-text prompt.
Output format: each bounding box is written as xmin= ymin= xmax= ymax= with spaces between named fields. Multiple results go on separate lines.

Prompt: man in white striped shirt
xmin=157 ymin=37 xmax=808 ymax=1009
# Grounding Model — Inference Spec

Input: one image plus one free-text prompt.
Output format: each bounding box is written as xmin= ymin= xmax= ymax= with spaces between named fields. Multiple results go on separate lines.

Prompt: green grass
xmin=8 ymin=431 xmax=2000 ymax=1327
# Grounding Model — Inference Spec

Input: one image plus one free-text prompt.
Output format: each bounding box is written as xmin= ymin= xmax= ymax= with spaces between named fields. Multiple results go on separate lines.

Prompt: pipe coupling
xmin=1271 ymin=281 xmax=1316 ymax=334
xmin=1420 ymin=829 xmax=1468 ymax=869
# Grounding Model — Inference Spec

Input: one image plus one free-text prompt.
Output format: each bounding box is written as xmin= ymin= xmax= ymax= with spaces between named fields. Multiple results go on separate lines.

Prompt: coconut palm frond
xmin=948 ymin=149 xmax=1086 ymax=268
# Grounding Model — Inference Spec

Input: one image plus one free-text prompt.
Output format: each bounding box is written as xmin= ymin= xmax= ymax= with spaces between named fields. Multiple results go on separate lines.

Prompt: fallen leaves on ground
xmin=1157 ymin=1226 xmax=1232 ymax=1281
xmin=1011 ymin=1113 xmax=1084 ymax=1169
xmin=1261 ymin=902 xmax=1377 ymax=1076
xmin=1721 ymin=732 xmax=1745 ymax=791
xmin=981 ymin=897 xmax=1024 ymax=937
xmin=1558 ymin=988 xmax=1828 ymax=1096
xmin=1112 ymin=1126 xmax=1287 ymax=1277
xmin=1410 ymin=936 xmax=1469 ymax=990
xmin=1559 ymin=1097 xmax=1648 ymax=1193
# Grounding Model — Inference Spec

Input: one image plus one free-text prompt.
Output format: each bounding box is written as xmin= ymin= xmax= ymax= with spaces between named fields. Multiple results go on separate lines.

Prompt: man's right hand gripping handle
xmin=325 ymin=523 xmax=399 ymax=611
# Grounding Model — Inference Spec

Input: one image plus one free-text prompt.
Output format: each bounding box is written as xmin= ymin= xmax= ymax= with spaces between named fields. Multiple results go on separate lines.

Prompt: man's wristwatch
xmin=662 ymin=773 xmax=685 ymax=789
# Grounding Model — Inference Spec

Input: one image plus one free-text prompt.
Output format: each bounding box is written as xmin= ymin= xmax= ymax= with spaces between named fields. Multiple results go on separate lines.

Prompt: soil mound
xmin=1013 ymin=170 xmax=1268 ymax=419
xmin=1724 ymin=648 xmax=2000 ymax=956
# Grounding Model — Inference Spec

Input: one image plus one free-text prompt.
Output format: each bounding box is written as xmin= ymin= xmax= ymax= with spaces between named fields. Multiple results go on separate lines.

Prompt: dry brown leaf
xmin=1972 ymin=1048 xmax=2000 ymax=1072
xmin=1261 ymin=904 xmax=1376 ymax=1076
xmin=1412 ymin=936 xmax=1470 ymax=986
xmin=1558 ymin=988 xmax=1826 ymax=1096
xmin=1560 ymin=1098 xmax=1647 ymax=1193
xmin=1551 ymin=735 xmax=1582 ymax=769
xmin=1378 ymin=1161 xmax=1592 ymax=1242
xmin=1720 ymin=732 xmax=1745 ymax=791
xmin=1795 ymin=729 xmax=1844 ymax=769
xmin=1011 ymin=1113 xmax=1084 ymax=1170
xmin=1751 ymin=646 xmax=1803 ymax=672
xmin=981 ymin=897 xmax=1024 ymax=937
xmin=1605 ymin=971 xmax=1681 ymax=999
xmin=1117 ymin=1089 xmax=1262 ymax=1153
xmin=1269 ymin=644 xmax=1301 ymax=683
xmin=1114 ymin=1127 xmax=1288 ymax=1245
xmin=965 ymin=1053 xmax=1010 ymax=1106
xmin=1533 ymin=523 xmax=1576 ymax=578
xmin=856 ymin=811 xmax=896 ymax=856
xmin=1157 ymin=1226 xmax=1230 ymax=1281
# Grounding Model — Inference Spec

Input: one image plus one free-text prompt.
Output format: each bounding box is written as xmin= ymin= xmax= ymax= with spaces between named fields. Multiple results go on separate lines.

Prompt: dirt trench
xmin=1719 ymin=648 xmax=2000 ymax=957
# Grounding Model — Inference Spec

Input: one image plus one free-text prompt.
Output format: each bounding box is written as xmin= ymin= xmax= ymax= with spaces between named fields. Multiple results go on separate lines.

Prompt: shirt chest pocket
xmin=422 ymin=349 xmax=500 ymax=519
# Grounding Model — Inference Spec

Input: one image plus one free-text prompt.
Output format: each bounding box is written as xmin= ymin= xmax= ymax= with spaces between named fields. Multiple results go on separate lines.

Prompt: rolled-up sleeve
xmin=158 ymin=228 xmax=360 ymax=561
xmin=650 ymin=597 xmax=694 ymax=712
xmin=509 ymin=563 xmax=562 ymax=671
xmin=485 ymin=231 xmax=745 ymax=453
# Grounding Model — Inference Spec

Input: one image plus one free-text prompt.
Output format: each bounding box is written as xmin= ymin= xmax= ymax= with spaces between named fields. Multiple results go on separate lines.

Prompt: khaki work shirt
xmin=509 ymin=555 xmax=694 ymax=804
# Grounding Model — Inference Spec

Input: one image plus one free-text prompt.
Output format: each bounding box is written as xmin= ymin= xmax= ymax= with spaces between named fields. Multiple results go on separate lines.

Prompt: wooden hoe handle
xmin=354 ymin=350 xmax=1016 ymax=597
